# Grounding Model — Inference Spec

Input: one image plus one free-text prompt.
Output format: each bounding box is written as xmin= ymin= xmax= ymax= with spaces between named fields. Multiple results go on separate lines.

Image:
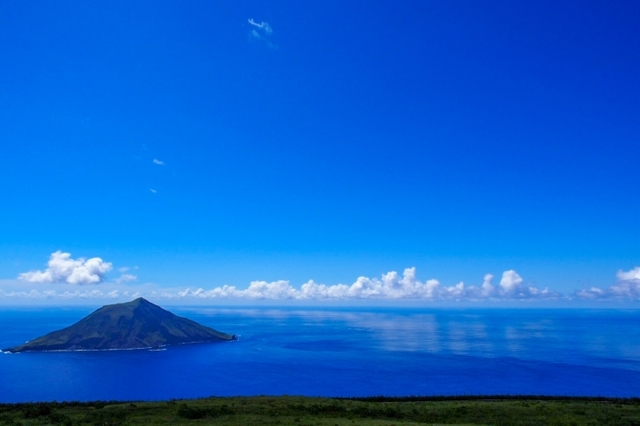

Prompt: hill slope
xmin=5 ymin=298 xmax=235 ymax=352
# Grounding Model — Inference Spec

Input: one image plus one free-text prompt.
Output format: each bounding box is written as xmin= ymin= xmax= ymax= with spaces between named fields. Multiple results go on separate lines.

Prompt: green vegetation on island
xmin=1 ymin=396 xmax=640 ymax=425
xmin=4 ymin=298 xmax=234 ymax=353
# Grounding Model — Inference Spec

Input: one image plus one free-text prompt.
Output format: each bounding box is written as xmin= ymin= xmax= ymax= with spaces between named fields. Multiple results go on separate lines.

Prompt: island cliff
xmin=4 ymin=297 xmax=235 ymax=352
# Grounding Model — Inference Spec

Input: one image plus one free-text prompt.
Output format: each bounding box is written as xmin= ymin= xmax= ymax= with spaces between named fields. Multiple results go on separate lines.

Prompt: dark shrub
xmin=83 ymin=408 xmax=126 ymax=426
xmin=21 ymin=403 xmax=53 ymax=418
xmin=177 ymin=403 xmax=207 ymax=419
xmin=48 ymin=412 xmax=74 ymax=426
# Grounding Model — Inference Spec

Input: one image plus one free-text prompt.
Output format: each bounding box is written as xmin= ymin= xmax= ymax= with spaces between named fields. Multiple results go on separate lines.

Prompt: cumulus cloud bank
xmin=14 ymin=257 xmax=640 ymax=302
xmin=169 ymin=268 xmax=558 ymax=301
xmin=18 ymin=251 xmax=112 ymax=285
xmin=576 ymin=267 xmax=640 ymax=300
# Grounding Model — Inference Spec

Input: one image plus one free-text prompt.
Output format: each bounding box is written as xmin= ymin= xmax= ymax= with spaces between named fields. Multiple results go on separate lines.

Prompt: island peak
xmin=4 ymin=298 xmax=235 ymax=353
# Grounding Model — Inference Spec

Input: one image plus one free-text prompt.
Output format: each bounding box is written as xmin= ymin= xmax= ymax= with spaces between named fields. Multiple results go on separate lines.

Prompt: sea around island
xmin=1 ymin=306 xmax=639 ymax=402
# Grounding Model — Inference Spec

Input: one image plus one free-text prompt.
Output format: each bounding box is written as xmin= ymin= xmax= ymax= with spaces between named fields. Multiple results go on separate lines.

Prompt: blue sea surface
xmin=1 ymin=307 xmax=640 ymax=402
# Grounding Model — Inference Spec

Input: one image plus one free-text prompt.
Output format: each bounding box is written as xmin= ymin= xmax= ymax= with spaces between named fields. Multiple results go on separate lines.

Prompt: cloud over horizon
xmin=0 ymin=287 xmax=140 ymax=301
xmin=575 ymin=267 xmax=640 ymax=300
xmin=8 ymin=256 xmax=640 ymax=303
xmin=18 ymin=251 xmax=113 ymax=285
xmin=167 ymin=268 xmax=559 ymax=301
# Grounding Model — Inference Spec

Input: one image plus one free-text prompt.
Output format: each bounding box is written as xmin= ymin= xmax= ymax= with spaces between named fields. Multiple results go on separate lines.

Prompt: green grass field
xmin=2 ymin=396 xmax=640 ymax=425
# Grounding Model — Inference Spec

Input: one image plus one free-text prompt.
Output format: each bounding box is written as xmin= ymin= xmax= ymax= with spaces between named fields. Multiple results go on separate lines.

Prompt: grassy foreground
xmin=1 ymin=396 xmax=640 ymax=426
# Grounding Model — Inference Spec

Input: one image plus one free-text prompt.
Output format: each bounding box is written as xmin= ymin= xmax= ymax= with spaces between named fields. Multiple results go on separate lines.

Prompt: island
xmin=4 ymin=297 xmax=235 ymax=352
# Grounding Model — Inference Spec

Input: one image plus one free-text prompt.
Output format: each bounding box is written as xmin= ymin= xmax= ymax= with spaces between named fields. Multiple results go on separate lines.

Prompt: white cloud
xmin=250 ymin=29 xmax=261 ymax=40
xmin=149 ymin=188 xmax=157 ymax=194
xmin=165 ymin=268 xmax=558 ymax=301
xmin=576 ymin=267 xmax=640 ymax=300
xmin=248 ymin=18 xmax=276 ymax=49
xmin=491 ymin=270 xmax=555 ymax=298
xmin=248 ymin=18 xmax=272 ymax=34
xmin=616 ymin=267 xmax=640 ymax=281
xmin=152 ymin=159 xmax=164 ymax=165
xmin=481 ymin=273 xmax=495 ymax=296
xmin=18 ymin=251 xmax=112 ymax=285
xmin=115 ymin=273 xmax=137 ymax=285
xmin=8 ymin=264 xmax=640 ymax=304
xmin=500 ymin=270 xmax=523 ymax=292
xmin=0 ymin=288 xmax=141 ymax=301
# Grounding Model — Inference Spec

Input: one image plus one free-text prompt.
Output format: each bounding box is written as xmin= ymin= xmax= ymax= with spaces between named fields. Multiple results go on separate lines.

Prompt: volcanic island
xmin=4 ymin=297 xmax=235 ymax=353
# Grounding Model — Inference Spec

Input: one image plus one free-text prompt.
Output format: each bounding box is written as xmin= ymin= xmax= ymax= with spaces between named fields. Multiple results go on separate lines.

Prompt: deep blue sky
xmin=1 ymin=1 xmax=639 ymax=300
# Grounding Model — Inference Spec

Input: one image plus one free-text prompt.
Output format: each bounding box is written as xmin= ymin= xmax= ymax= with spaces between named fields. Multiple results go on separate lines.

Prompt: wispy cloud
xmin=248 ymin=18 xmax=272 ymax=34
xmin=0 ymin=287 xmax=140 ymax=301
xmin=152 ymin=159 xmax=164 ymax=165
xmin=18 ymin=251 xmax=112 ymax=285
xmin=576 ymin=267 xmax=640 ymax=300
xmin=248 ymin=18 xmax=276 ymax=49
xmin=149 ymin=188 xmax=157 ymax=194
xmin=115 ymin=273 xmax=137 ymax=285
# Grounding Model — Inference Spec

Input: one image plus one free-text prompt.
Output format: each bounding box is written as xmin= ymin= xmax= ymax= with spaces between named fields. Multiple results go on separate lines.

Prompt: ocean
xmin=1 ymin=307 xmax=639 ymax=402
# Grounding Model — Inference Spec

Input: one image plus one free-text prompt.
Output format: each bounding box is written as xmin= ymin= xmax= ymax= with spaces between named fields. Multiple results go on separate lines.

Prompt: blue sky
xmin=1 ymin=1 xmax=639 ymax=304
